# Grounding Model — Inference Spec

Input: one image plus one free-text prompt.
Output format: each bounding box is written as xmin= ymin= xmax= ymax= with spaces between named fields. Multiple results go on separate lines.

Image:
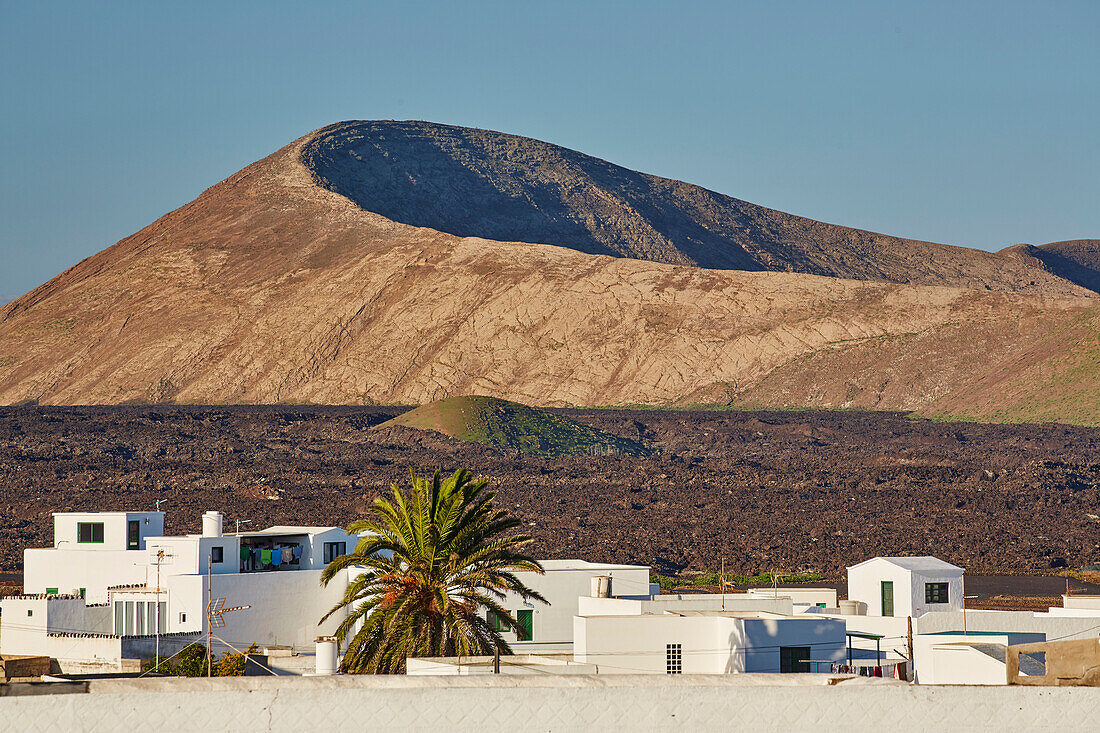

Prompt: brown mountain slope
xmin=0 ymin=122 xmax=1097 ymax=420
xmin=302 ymin=120 xmax=1096 ymax=295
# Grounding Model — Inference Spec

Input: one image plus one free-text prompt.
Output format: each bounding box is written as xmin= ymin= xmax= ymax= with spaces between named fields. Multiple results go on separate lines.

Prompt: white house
xmin=847 ymin=557 xmax=964 ymax=618
xmin=574 ymin=611 xmax=847 ymax=674
xmin=913 ymin=631 xmax=1045 ymax=685
xmin=485 ymin=560 xmax=654 ymax=653
xmin=0 ymin=510 xmax=357 ymax=671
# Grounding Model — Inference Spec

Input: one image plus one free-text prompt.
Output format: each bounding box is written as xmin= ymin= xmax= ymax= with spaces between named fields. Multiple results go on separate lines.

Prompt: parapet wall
xmin=2 ymin=674 xmax=1099 ymax=731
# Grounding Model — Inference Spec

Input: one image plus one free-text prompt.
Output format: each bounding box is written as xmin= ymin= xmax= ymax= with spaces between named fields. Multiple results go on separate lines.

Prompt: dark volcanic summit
xmin=302 ymin=120 xmax=1097 ymax=295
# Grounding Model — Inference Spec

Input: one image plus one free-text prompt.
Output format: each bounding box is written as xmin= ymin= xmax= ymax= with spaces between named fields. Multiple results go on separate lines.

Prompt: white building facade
xmin=847 ymin=557 xmax=964 ymax=618
xmin=0 ymin=510 xmax=357 ymax=671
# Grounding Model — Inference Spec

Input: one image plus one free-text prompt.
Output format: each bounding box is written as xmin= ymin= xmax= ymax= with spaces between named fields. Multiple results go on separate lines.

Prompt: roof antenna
xmin=235 ymin=519 xmax=252 ymax=534
xmin=154 ymin=498 xmax=165 ymax=512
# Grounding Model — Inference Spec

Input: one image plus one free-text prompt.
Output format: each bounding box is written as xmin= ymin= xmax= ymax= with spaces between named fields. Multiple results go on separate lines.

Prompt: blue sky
xmin=1 ymin=0 xmax=1097 ymax=302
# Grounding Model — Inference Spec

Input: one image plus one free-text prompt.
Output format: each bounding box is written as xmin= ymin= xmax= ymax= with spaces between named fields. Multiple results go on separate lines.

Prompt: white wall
xmin=493 ymin=563 xmax=651 ymax=649
xmin=912 ymin=632 xmax=1044 ymax=685
xmin=574 ymin=614 xmax=846 ymax=675
xmin=915 ymin=609 xmax=1100 ymax=640
xmin=746 ymin=588 xmax=837 ymax=607
xmin=578 ymin=594 xmax=794 ymax=617
xmin=24 ymin=549 xmax=148 ymax=604
xmin=159 ymin=568 xmax=352 ymax=652
xmin=52 ymin=513 xmax=163 ymax=551
xmin=6 ymin=675 xmax=1100 ymax=732
xmin=848 ymin=560 xmax=962 ymax=618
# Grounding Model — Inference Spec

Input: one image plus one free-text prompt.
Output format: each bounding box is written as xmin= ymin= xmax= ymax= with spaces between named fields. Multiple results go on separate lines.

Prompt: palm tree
xmin=320 ymin=468 xmax=547 ymax=673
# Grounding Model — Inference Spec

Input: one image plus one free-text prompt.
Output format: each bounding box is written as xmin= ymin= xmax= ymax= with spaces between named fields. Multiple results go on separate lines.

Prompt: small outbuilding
xmin=847 ymin=557 xmax=964 ymax=618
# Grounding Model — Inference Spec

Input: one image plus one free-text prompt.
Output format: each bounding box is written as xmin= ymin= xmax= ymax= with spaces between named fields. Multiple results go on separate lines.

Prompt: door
xmin=516 ymin=609 xmax=533 ymax=641
xmin=128 ymin=520 xmax=140 ymax=550
xmin=779 ymin=646 xmax=811 ymax=673
xmin=881 ymin=580 xmax=894 ymax=617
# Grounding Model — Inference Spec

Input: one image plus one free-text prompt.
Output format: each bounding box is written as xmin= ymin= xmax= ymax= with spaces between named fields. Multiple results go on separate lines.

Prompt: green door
xmin=881 ymin=581 xmax=894 ymax=617
xmin=516 ymin=610 xmax=533 ymax=641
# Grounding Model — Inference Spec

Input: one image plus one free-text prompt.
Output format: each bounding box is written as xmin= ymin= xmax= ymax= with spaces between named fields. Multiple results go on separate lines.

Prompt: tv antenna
xmin=234 ymin=519 xmax=252 ymax=534
xmin=206 ymin=556 xmax=251 ymax=677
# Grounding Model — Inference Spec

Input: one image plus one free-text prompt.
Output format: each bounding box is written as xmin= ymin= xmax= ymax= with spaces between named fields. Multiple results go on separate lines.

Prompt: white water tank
xmin=202 ymin=511 xmax=223 ymax=538
xmin=315 ymin=636 xmax=338 ymax=675
xmin=591 ymin=575 xmax=612 ymax=598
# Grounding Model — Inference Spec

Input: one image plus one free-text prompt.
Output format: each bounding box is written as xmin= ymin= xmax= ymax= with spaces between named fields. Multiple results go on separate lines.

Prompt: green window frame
xmin=79 ymin=588 xmax=86 ymax=599
xmin=881 ymin=581 xmax=894 ymax=617
xmin=516 ymin=609 xmax=533 ymax=641
xmin=45 ymin=587 xmax=58 ymax=595
xmin=487 ymin=610 xmax=504 ymax=632
xmin=77 ymin=522 xmax=104 ymax=544
xmin=925 ymin=582 xmax=949 ymax=604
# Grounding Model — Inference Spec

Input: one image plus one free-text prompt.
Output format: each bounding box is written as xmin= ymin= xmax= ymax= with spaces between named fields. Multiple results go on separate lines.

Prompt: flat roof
xmin=539 ymin=560 xmax=649 ymax=571
xmin=237 ymin=526 xmax=341 ymax=537
xmin=52 ymin=511 xmax=164 ymax=517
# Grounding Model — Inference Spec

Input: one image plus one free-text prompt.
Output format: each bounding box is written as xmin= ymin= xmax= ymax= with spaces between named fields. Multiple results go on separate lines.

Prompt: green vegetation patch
xmin=650 ymin=570 xmax=826 ymax=592
xmin=377 ymin=395 xmax=653 ymax=457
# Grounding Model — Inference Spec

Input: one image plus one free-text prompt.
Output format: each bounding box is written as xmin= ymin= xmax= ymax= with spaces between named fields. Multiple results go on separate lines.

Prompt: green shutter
xmin=516 ymin=610 xmax=533 ymax=641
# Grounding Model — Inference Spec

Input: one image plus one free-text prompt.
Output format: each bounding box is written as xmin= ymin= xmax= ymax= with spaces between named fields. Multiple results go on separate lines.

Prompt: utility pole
xmin=906 ymin=616 xmax=914 ymax=682
xmin=720 ymin=558 xmax=726 ymax=611
xmin=206 ymin=555 xmax=212 ymax=678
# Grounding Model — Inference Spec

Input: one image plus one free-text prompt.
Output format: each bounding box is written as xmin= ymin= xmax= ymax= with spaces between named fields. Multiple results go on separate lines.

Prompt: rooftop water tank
xmin=591 ymin=575 xmax=612 ymax=598
xmin=315 ymin=636 xmax=338 ymax=675
xmin=202 ymin=511 xmax=223 ymax=538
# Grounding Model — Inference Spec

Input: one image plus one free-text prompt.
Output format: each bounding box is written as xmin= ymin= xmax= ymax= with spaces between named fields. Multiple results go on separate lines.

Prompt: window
xmin=780 ymin=646 xmax=811 ymax=673
xmin=881 ymin=581 xmax=894 ymax=617
xmin=323 ymin=542 xmax=347 ymax=564
xmin=666 ymin=643 xmax=682 ymax=674
xmin=27 ymin=609 xmax=33 ymax=617
xmin=45 ymin=587 xmax=58 ymax=595
xmin=487 ymin=610 xmax=503 ymax=632
xmin=210 ymin=546 xmax=224 ymax=564
xmin=816 ymin=602 xmax=827 ymax=608
xmin=77 ymin=522 xmax=104 ymax=544
xmin=516 ymin=610 xmax=533 ymax=641
xmin=79 ymin=588 xmax=86 ymax=599
xmin=179 ymin=612 xmax=187 ymax=624
xmin=925 ymin=582 xmax=949 ymax=604
xmin=127 ymin=520 xmax=140 ymax=550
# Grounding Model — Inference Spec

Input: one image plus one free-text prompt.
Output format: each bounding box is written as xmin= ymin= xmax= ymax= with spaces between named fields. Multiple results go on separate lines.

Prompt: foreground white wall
xmin=1 ymin=675 xmax=1098 ymax=733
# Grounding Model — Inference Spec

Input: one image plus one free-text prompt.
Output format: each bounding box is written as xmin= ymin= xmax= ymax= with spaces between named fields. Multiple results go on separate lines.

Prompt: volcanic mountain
xmin=2 ymin=120 xmax=1099 ymax=422
xmin=375 ymin=396 xmax=651 ymax=456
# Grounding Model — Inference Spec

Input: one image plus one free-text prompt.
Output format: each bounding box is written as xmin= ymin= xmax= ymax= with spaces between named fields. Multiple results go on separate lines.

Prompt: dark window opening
xmin=127 ymin=520 xmax=140 ymax=550
xmin=666 ymin=643 xmax=682 ymax=674
xmin=77 ymin=522 xmax=104 ymax=544
xmin=210 ymin=546 xmax=224 ymax=564
xmin=925 ymin=582 xmax=949 ymax=604
xmin=780 ymin=646 xmax=811 ymax=673
xmin=323 ymin=542 xmax=347 ymax=564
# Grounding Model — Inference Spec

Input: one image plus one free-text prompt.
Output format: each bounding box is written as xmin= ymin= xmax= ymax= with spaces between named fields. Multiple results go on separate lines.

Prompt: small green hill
xmin=376 ymin=396 xmax=652 ymax=457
